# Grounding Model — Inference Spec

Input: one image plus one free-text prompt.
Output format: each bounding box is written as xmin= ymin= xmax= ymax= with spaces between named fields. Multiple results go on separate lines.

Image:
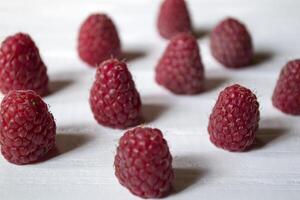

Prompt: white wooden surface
xmin=1 ymin=0 xmax=300 ymax=199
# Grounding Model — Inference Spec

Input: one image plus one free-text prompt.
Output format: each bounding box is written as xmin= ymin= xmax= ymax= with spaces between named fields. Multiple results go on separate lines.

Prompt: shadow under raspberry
xmin=48 ymin=79 xmax=74 ymax=96
xmin=250 ymin=127 xmax=288 ymax=151
xmin=121 ymin=50 xmax=146 ymax=62
xmin=193 ymin=27 xmax=211 ymax=39
xmin=251 ymin=51 xmax=274 ymax=66
xmin=39 ymin=133 xmax=93 ymax=162
xmin=142 ymin=103 xmax=169 ymax=123
xmin=204 ymin=77 xmax=228 ymax=92
xmin=172 ymin=167 xmax=204 ymax=194
xmin=171 ymin=155 xmax=209 ymax=196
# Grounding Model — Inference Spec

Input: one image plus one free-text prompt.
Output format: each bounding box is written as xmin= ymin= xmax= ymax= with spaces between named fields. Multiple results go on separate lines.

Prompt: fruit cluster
xmin=0 ymin=0 xmax=298 ymax=198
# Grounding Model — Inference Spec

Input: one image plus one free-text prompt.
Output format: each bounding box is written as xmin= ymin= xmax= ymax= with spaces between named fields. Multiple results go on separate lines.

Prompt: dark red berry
xmin=157 ymin=0 xmax=192 ymax=39
xmin=89 ymin=59 xmax=142 ymax=129
xmin=210 ymin=18 xmax=253 ymax=68
xmin=0 ymin=90 xmax=56 ymax=165
xmin=78 ymin=13 xmax=121 ymax=67
xmin=114 ymin=127 xmax=174 ymax=198
xmin=0 ymin=33 xmax=49 ymax=96
xmin=272 ymin=60 xmax=300 ymax=115
xmin=155 ymin=33 xmax=205 ymax=94
xmin=208 ymin=84 xmax=260 ymax=151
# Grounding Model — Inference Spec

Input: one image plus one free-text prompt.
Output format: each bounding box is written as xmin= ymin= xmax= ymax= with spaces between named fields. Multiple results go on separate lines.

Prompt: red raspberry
xmin=0 ymin=33 xmax=49 ymax=96
xmin=210 ymin=18 xmax=253 ymax=68
xmin=89 ymin=59 xmax=142 ymax=129
xmin=78 ymin=13 xmax=121 ymax=67
xmin=114 ymin=127 xmax=174 ymax=198
xmin=157 ymin=0 xmax=192 ymax=39
xmin=0 ymin=90 xmax=56 ymax=165
xmin=208 ymin=84 xmax=260 ymax=151
xmin=155 ymin=33 xmax=205 ymax=94
xmin=272 ymin=60 xmax=300 ymax=115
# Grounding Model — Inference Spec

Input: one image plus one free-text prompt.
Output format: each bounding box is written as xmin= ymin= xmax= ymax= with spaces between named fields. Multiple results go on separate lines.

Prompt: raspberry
xmin=210 ymin=18 xmax=253 ymax=68
xmin=155 ymin=33 xmax=205 ymax=94
xmin=272 ymin=60 xmax=300 ymax=115
xmin=0 ymin=33 xmax=49 ymax=96
xmin=0 ymin=90 xmax=56 ymax=165
xmin=78 ymin=13 xmax=121 ymax=67
xmin=114 ymin=127 xmax=173 ymax=198
xmin=208 ymin=84 xmax=260 ymax=151
xmin=89 ymin=59 xmax=142 ymax=129
xmin=157 ymin=0 xmax=192 ymax=39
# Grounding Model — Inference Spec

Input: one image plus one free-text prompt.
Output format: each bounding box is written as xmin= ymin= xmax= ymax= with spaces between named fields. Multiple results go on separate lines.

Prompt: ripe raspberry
xmin=0 ymin=33 xmax=49 ymax=96
xmin=272 ymin=60 xmax=300 ymax=115
xmin=157 ymin=0 xmax=192 ymax=39
xmin=210 ymin=18 xmax=253 ymax=68
xmin=114 ymin=127 xmax=173 ymax=198
xmin=78 ymin=13 xmax=121 ymax=67
xmin=155 ymin=33 xmax=205 ymax=94
xmin=0 ymin=90 xmax=56 ymax=165
xmin=208 ymin=84 xmax=260 ymax=151
xmin=89 ymin=59 xmax=142 ymax=129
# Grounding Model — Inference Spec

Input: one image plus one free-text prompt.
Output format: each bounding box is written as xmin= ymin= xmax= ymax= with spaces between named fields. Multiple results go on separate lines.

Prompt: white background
xmin=0 ymin=0 xmax=300 ymax=199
